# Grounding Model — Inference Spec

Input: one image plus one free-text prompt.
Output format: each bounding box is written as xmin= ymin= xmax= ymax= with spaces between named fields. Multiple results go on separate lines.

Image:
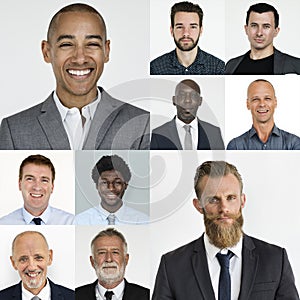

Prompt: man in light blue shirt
xmin=0 ymin=154 xmax=74 ymax=225
xmin=75 ymin=155 xmax=148 ymax=225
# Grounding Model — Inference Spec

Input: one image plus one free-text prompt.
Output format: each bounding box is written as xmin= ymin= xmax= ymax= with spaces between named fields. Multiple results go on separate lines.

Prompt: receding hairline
xmin=247 ymin=79 xmax=276 ymax=98
xmin=11 ymin=231 xmax=49 ymax=255
xmin=47 ymin=4 xmax=107 ymax=42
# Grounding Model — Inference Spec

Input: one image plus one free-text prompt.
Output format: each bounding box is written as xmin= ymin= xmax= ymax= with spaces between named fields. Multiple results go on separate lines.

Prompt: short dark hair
xmin=91 ymin=155 xmax=131 ymax=184
xmin=19 ymin=154 xmax=55 ymax=183
xmin=194 ymin=161 xmax=243 ymax=200
xmin=91 ymin=228 xmax=127 ymax=256
xmin=171 ymin=1 xmax=204 ymax=28
xmin=47 ymin=3 xmax=107 ymax=41
xmin=246 ymin=3 xmax=279 ymax=28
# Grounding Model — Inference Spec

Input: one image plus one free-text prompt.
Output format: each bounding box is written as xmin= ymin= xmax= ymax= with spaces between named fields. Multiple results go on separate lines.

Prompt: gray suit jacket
xmin=150 ymin=118 xmax=224 ymax=150
xmin=0 ymin=88 xmax=149 ymax=149
xmin=225 ymin=48 xmax=300 ymax=74
xmin=152 ymin=234 xmax=299 ymax=300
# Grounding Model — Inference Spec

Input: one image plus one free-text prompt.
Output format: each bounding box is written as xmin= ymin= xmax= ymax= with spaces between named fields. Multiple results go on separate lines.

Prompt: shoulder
xmin=150 ymin=50 xmax=175 ymax=74
xmin=52 ymin=282 xmax=75 ymax=297
xmin=274 ymin=48 xmax=300 ymax=61
xmin=152 ymin=120 xmax=174 ymax=134
xmin=125 ymin=280 xmax=150 ymax=297
xmin=226 ymin=130 xmax=250 ymax=150
xmin=74 ymin=207 xmax=105 ymax=225
xmin=225 ymin=53 xmax=247 ymax=74
xmin=121 ymin=205 xmax=149 ymax=223
xmin=0 ymin=283 xmax=19 ymax=296
xmin=198 ymin=120 xmax=221 ymax=131
xmin=0 ymin=208 xmax=24 ymax=225
xmin=244 ymin=235 xmax=284 ymax=255
xmin=199 ymin=49 xmax=224 ymax=64
xmin=48 ymin=206 xmax=74 ymax=225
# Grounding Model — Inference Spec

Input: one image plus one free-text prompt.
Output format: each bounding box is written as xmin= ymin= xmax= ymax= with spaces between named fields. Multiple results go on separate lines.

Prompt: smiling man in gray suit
xmin=152 ymin=161 xmax=299 ymax=300
xmin=0 ymin=3 xmax=149 ymax=150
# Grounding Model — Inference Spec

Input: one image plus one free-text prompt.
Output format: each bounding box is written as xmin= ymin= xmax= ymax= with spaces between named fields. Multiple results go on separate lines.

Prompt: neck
xmin=253 ymin=120 xmax=275 ymax=143
xmin=56 ymin=87 xmax=98 ymax=111
xmin=99 ymin=278 xmax=122 ymax=290
xmin=176 ymin=47 xmax=198 ymax=67
xmin=250 ymin=45 xmax=274 ymax=60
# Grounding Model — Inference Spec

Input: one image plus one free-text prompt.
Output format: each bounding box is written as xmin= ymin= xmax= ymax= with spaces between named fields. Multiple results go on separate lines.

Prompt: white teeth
xmin=27 ymin=273 xmax=39 ymax=277
xmin=68 ymin=69 xmax=91 ymax=76
xmin=31 ymin=193 xmax=42 ymax=197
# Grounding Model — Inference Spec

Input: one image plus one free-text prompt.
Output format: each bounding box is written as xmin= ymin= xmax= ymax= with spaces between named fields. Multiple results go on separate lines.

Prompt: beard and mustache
xmin=174 ymin=35 xmax=200 ymax=52
xmin=94 ymin=260 xmax=126 ymax=286
xmin=204 ymin=209 xmax=244 ymax=249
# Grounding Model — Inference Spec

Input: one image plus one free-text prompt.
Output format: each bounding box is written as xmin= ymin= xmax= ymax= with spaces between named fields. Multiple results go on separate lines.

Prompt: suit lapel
xmin=238 ymin=235 xmax=259 ymax=300
xmin=38 ymin=95 xmax=71 ymax=149
xmin=12 ymin=281 xmax=22 ymax=300
xmin=192 ymin=236 xmax=216 ymax=299
xmin=273 ymin=48 xmax=284 ymax=75
xmin=83 ymin=89 xmax=123 ymax=150
xmin=197 ymin=120 xmax=210 ymax=150
xmin=169 ymin=118 xmax=183 ymax=150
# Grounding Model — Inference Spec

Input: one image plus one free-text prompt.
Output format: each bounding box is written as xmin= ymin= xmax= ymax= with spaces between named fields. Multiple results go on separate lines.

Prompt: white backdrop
xmin=225 ymin=0 xmax=300 ymax=61
xmin=0 ymin=150 xmax=75 ymax=217
xmin=0 ymin=226 xmax=75 ymax=290
xmin=224 ymin=75 xmax=300 ymax=147
xmin=150 ymin=150 xmax=300 ymax=291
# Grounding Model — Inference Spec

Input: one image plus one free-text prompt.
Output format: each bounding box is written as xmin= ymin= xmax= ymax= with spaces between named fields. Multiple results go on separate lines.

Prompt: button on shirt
xmin=22 ymin=278 xmax=50 ymax=300
xmin=227 ymin=124 xmax=300 ymax=150
xmin=74 ymin=203 xmax=149 ymax=225
xmin=175 ymin=117 xmax=198 ymax=150
xmin=53 ymin=91 xmax=100 ymax=150
xmin=204 ymin=233 xmax=242 ymax=300
xmin=150 ymin=47 xmax=225 ymax=75
xmin=0 ymin=206 xmax=74 ymax=225
xmin=96 ymin=280 xmax=125 ymax=300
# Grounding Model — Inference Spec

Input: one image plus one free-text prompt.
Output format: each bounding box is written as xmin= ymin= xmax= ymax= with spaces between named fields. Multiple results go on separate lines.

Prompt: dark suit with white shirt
xmin=152 ymin=234 xmax=299 ymax=300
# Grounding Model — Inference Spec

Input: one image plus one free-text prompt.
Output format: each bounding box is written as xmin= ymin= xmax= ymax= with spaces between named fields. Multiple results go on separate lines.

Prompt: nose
xmin=218 ymin=198 xmax=229 ymax=214
xmin=105 ymin=251 xmax=113 ymax=262
xmin=32 ymin=180 xmax=42 ymax=190
xmin=182 ymin=26 xmax=190 ymax=37
xmin=256 ymin=25 xmax=263 ymax=36
xmin=27 ymin=258 xmax=37 ymax=270
xmin=107 ymin=182 xmax=115 ymax=191
xmin=71 ymin=45 xmax=87 ymax=64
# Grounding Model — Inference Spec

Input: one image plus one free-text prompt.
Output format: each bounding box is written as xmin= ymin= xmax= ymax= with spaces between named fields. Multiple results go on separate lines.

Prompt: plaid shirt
xmin=150 ymin=47 xmax=225 ymax=75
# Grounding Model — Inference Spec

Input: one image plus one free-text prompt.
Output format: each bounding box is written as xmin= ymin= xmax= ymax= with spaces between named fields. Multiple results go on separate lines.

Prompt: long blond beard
xmin=204 ymin=210 xmax=244 ymax=249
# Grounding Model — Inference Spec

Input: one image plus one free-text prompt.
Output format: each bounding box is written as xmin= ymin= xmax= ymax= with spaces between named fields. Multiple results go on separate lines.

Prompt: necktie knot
xmin=104 ymin=290 xmax=114 ymax=300
xmin=31 ymin=296 xmax=41 ymax=300
xmin=216 ymin=251 xmax=233 ymax=269
xmin=32 ymin=217 xmax=42 ymax=225
xmin=107 ymin=214 xmax=116 ymax=225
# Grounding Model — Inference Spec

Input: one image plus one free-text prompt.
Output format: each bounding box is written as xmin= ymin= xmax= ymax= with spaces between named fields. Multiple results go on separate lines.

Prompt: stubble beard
xmin=204 ymin=209 xmax=244 ymax=249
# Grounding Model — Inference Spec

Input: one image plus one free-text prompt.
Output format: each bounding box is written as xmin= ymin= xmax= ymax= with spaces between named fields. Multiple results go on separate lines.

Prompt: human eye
xmin=263 ymin=24 xmax=271 ymax=29
xmin=250 ymin=23 xmax=257 ymax=28
xmin=190 ymin=25 xmax=198 ymax=29
xmin=87 ymin=41 xmax=101 ymax=49
xmin=25 ymin=176 xmax=33 ymax=182
xmin=35 ymin=255 xmax=44 ymax=261
xmin=112 ymin=250 xmax=120 ymax=256
xmin=175 ymin=25 xmax=183 ymax=30
xmin=227 ymin=195 xmax=237 ymax=201
xmin=207 ymin=197 xmax=219 ymax=204
xmin=59 ymin=42 xmax=73 ymax=48
xmin=19 ymin=256 xmax=28 ymax=263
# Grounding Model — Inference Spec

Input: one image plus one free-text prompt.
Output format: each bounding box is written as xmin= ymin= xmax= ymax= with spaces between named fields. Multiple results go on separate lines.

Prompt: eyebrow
xmin=175 ymin=22 xmax=198 ymax=26
xmin=56 ymin=34 xmax=103 ymax=43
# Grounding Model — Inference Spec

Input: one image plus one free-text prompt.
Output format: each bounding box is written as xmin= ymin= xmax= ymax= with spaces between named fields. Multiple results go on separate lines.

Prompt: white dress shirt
xmin=96 ymin=280 xmax=125 ymax=300
xmin=75 ymin=203 xmax=149 ymax=225
xmin=204 ymin=233 xmax=242 ymax=300
xmin=175 ymin=117 xmax=198 ymax=150
xmin=53 ymin=90 xmax=100 ymax=150
xmin=22 ymin=279 xmax=51 ymax=300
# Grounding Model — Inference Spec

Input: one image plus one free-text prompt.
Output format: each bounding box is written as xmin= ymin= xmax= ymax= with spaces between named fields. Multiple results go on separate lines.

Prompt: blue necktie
xmin=32 ymin=217 xmax=42 ymax=225
xmin=216 ymin=251 xmax=234 ymax=300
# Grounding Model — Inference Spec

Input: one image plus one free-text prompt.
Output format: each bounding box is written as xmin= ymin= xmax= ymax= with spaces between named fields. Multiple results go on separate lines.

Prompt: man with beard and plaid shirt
xmin=152 ymin=161 xmax=299 ymax=300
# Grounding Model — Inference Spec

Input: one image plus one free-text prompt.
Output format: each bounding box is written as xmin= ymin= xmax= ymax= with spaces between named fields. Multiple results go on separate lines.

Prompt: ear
xmin=244 ymin=24 xmax=248 ymax=35
xmin=193 ymin=198 xmax=204 ymax=214
xmin=18 ymin=179 xmax=22 ymax=191
xmin=170 ymin=25 xmax=174 ymax=37
xmin=172 ymin=96 xmax=176 ymax=106
xmin=199 ymin=26 xmax=203 ymax=36
xmin=274 ymin=27 xmax=280 ymax=37
xmin=48 ymin=249 xmax=53 ymax=266
xmin=246 ymin=100 xmax=250 ymax=110
xmin=198 ymin=96 xmax=203 ymax=107
xmin=41 ymin=40 xmax=51 ymax=63
xmin=51 ymin=182 xmax=54 ymax=194
xmin=241 ymin=193 xmax=246 ymax=208
xmin=124 ymin=183 xmax=128 ymax=191
xmin=104 ymin=40 xmax=111 ymax=63
xmin=125 ymin=253 xmax=129 ymax=266
xmin=274 ymin=96 xmax=278 ymax=108
xmin=90 ymin=256 xmax=95 ymax=268
xmin=10 ymin=256 xmax=17 ymax=270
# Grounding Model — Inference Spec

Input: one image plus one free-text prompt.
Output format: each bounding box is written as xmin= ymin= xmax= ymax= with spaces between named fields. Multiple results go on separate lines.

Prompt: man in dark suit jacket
xmin=0 ymin=231 xmax=74 ymax=299
xmin=152 ymin=161 xmax=299 ymax=300
xmin=225 ymin=3 xmax=300 ymax=75
xmin=76 ymin=228 xmax=149 ymax=300
xmin=150 ymin=79 xmax=224 ymax=150
xmin=0 ymin=3 xmax=149 ymax=150
xmin=0 ymin=279 xmax=74 ymax=300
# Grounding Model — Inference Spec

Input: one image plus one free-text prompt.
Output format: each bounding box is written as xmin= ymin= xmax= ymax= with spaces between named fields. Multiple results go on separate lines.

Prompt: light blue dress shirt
xmin=0 ymin=206 xmax=74 ymax=225
xmin=75 ymin=203 xmax=149 ymax=225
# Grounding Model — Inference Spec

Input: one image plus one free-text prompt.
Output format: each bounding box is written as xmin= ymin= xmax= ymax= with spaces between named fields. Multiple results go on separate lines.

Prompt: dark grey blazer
xmin=75 ymin=279 xmax=149 ymax=300
xmin=0 ymin=279 xmax=74 ymax=300
xmin=150 ymin=117 xmax=224 ymax=150
xmin=152 ymin=234 xmax=299 ymax=300
xmin=0 ymin=88 xmax=149 ymax=150
xmin=225 ymin=48 xmax=300 ymax=74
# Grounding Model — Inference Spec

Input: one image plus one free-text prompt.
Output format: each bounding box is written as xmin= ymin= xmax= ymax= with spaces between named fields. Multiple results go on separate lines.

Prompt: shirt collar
xmin=175 ymin=116 xmax=198 ymax=130
xmin=53 ymin=89 xmax=101 ymax=122
xmin=204 ymin=233 xmax=243 ymax=262
xmin=97 ymin=279 xmax=125 ymax=299
xmin=98 ymin=203 xmax=125 ymax=220
xmin=250 ymin=124 xmax=280 ymax=138
xmin=22 ymin=278 xmax=50 ymax=300
xmin=172 ymin=47 xmax=203 ymax=67
xmin=22 ymin=206 xmax=52 ymax=225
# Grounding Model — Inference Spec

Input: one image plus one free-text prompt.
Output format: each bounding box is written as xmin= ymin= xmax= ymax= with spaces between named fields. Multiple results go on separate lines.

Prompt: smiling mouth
xmin=30 ymin=193 xmax=43 ymax=198
xmin=25 ymin=271 xmax=41 ymax=278
xmin=67 ymin=68 xmax=93 ymax=77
